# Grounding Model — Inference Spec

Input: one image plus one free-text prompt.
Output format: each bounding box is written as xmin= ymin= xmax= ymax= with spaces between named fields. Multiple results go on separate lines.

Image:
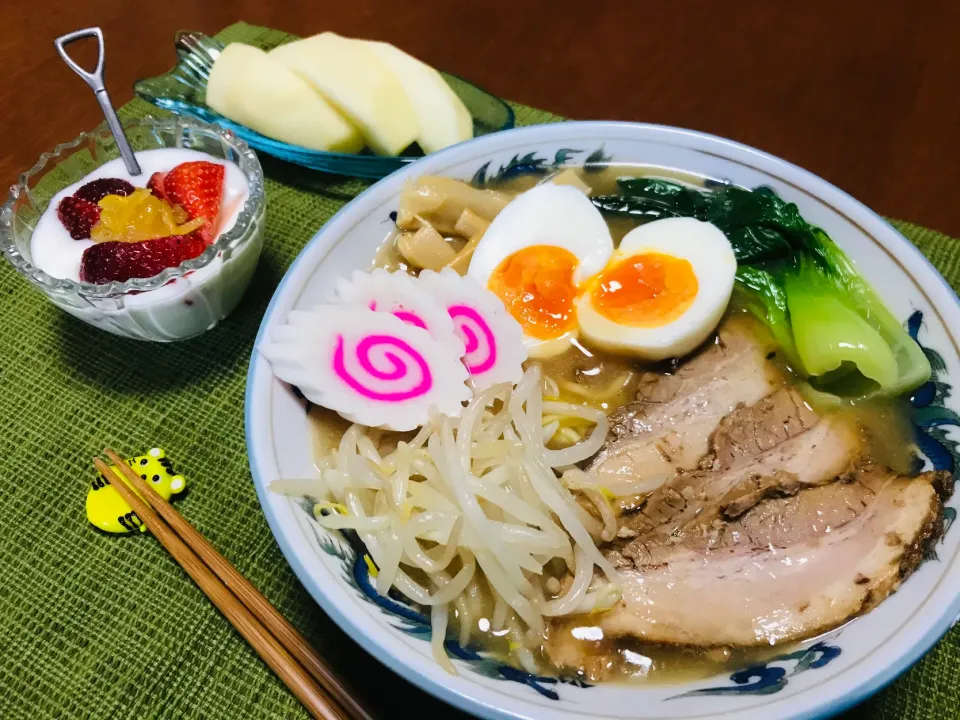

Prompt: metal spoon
xmin=54 ymin=27 xmax=142 ymax=176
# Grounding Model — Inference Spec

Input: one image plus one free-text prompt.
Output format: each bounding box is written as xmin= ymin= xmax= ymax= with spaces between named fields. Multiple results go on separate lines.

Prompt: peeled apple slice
xmin=363 ymin=41 xmax=472 ymax=153
xmin=270 ymin=33 xmax=418 ymax=156
xmin=205 ymin=43 xmax=363 ymax=153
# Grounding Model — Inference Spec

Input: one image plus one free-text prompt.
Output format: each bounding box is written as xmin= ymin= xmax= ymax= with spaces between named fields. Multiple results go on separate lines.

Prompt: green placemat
xmin=0 ymin=21 xmax=956 ymax=720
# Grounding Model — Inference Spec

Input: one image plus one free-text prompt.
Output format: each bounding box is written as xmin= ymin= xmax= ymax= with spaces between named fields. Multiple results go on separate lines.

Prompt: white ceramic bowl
xmin=246 ymin=122 xmax=960 ymax=720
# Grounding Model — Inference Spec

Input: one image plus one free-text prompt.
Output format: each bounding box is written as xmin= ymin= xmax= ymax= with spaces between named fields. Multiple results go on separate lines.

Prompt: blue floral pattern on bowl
xmin=134 ymin=31 xmax=515 ymax=179
xmin=669 ymin=642 xmax=843 ymax=699
xmin=471 ymin=146 xmax=613 ymax=186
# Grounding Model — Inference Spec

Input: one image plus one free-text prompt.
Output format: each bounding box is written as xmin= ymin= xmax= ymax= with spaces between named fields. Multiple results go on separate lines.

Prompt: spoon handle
xmin=55 ymin=27 xmax=142 ymax=176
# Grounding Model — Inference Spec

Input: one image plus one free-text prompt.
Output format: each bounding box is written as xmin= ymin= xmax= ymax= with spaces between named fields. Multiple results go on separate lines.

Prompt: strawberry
xmin=147 ymin=172 xmax=168 ymax=200
xmin=74 ymin=178 xmax=135 ymax=204
xmin=58 ymin=196 xmax=101 ymax=239
xmin=161 ymin=161 xmax=224 ymax=226
xmin=79 ymin=230 xmax=208 ymax=284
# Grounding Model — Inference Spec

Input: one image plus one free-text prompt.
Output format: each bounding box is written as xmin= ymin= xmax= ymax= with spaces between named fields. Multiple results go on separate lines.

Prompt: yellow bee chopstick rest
xmin=86 ymin=448 xmax=186 ymax=533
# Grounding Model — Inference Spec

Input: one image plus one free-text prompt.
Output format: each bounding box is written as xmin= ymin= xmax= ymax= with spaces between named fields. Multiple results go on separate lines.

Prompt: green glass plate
xmin=134 ymin=31 xmax=515 ymax=179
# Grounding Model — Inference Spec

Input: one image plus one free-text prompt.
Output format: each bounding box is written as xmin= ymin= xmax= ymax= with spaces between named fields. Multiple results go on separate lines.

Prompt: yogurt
xmin=29 ymin=148 xmax=263 ymax=342
xmin=32 ymin=148 xmax=249 ymax=281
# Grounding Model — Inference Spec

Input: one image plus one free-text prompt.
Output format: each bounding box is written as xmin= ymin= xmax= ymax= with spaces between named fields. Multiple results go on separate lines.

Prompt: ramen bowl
xmin=246 ymin=121 xmax=960 ymax=720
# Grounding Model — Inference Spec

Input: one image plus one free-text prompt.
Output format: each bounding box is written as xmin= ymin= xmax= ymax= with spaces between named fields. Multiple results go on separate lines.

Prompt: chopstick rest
xmin=86 ymin=448 xmax=185 ymax=533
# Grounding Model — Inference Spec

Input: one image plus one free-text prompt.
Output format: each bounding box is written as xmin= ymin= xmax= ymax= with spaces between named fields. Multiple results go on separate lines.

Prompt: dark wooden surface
xmin=2 ymin=1 xmax=959 ymax=235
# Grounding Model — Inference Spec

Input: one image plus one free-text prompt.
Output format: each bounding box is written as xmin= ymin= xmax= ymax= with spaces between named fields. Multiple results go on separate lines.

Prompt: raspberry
xmin=79 ymin=230 xmax=208 ymax=284
xmin=147 ymin=172 xmax=168 ymax=200
xmin=57 ymin=196 xmax=101 ymax=240
xmin=74 ymin=178 xmax=135 ymax=204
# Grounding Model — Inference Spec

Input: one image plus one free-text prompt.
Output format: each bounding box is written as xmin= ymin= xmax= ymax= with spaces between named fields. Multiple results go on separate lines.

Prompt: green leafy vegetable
xmin=615 ymin=178 xmax=708 ymax=217
xmin=803 ymin=231 xmax=932 ymax=396
xmin=603 ymin=179 xmax=806 ymax=263
xmin=590 ymin=195 xmax=686 ymax=222
xmin=593 ymin=178 xmax=931 ymax=399
xmin=734 ymin=266 xmax=801 ymax=371
xmin=701 ymin=186 xmax=806 ymax=263
xmin=784 ymin=262 xmax=899 ymax=389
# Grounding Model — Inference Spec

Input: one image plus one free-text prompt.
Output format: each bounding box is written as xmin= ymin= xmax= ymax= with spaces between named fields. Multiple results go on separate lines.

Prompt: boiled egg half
xmin=576 ymin=217 xmax=736 ymax=360
xmin=467 ymin=183 xmax=613 ymax=357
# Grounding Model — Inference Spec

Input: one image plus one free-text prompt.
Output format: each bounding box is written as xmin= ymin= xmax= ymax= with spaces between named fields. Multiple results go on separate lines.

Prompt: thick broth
xmin=320 ymin=164 xmax=920 ymax=684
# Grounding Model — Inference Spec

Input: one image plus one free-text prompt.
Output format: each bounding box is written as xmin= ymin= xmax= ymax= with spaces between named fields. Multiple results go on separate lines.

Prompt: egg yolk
xmin=590 ymin=252 xmax=698 ymax=327
xmin=488 ymin=245 xmax=579 ymax=340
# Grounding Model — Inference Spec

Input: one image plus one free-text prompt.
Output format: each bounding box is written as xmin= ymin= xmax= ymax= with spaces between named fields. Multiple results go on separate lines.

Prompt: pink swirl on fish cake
xmin=449 ymin=304 xmax=497 ymax=375
xmin=392 ymin=310 xmax=428 ymax=330
xmin=370 ymin=300 xmax=429 ymax=330
xmin=417 ymin=268 xmax=527 ymax=390
xmin=333 ymin=333 xmax=432 ymax=401
xmin=262 ymin=303 xmax=469 ymax=430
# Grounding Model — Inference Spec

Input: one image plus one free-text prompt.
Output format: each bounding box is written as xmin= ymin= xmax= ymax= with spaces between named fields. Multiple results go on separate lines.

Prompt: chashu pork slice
xmin=616 ymin=387 xmax=863 ymax=537
xmin=587 ymin=315 xmax=784 ymax=494
xmin=599 ymin=465 xmax=949 ymax=647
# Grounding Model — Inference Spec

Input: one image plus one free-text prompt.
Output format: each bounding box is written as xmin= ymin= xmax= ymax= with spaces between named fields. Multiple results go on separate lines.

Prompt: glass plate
xmin=134 ymin=31 xmax=515 ymax=179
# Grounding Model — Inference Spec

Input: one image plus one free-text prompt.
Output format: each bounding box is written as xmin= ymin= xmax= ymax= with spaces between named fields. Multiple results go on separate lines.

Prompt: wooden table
xmin=3 ymin=1 xmax=959 ymax=235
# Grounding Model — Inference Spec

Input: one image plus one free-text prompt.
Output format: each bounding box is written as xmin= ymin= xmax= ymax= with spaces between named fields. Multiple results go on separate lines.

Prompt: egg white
xmin=467 ymin=183 xmax=613 ymax=357
xmin=576 ymin=217 xmax=736 ymax=360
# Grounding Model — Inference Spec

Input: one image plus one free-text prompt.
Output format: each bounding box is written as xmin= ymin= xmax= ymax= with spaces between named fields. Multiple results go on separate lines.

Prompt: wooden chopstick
xmin=94 ymin=456 xmax=362 ymax=720
xmin=102 ymin=449 xmax=373 ymax=720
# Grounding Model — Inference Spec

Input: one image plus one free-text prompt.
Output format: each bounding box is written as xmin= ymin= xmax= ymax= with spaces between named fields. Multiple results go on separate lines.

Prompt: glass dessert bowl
xmin=0 ymin=115 xmax=265 ymax=341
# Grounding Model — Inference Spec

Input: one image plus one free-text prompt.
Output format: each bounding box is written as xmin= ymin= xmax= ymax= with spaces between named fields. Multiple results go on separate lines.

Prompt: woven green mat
xmin=0 ymin=21 xmax=956 ymax=720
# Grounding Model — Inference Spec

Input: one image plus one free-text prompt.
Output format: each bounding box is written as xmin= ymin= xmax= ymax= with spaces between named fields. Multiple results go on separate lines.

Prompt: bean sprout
xmin=289 ymin=366 xmax=619 ymax=673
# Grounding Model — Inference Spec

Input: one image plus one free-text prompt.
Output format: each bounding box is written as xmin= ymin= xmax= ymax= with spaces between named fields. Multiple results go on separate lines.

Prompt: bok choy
xmin=592 ymin=179 xmax=930 ymax=398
